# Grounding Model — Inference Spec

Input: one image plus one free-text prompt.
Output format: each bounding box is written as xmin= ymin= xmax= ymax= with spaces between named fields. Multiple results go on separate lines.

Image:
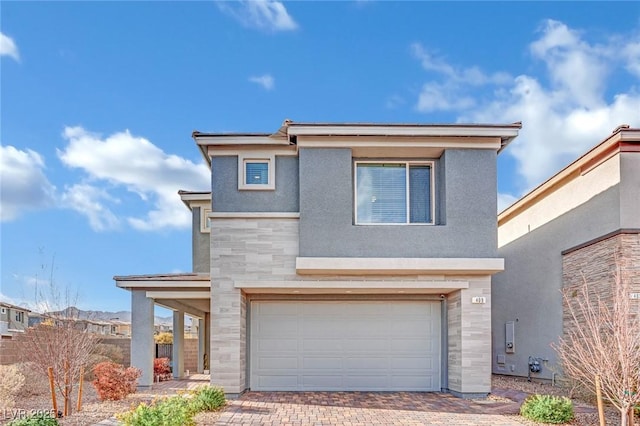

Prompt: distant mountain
xmin=46 ymin=306 xmax=172 ymax=325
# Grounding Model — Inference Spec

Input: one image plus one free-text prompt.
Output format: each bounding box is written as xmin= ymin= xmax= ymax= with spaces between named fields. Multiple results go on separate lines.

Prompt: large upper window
xmin=355 ymin=162 xmax=434 ymax=225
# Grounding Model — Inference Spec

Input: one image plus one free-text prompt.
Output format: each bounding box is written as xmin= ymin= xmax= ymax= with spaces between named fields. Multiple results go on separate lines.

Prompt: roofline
xmin=0 ymin=301 xmax=31 ymax=312
xmin=192 ymin=121 xmax=522 ymax=154
xmin=499 ymin=125 xmax=640 ymax=225
xmin=178 ymin=190 xmax=211 ymax=210
xmin=113 ymin=272 xmax=210 ymax=281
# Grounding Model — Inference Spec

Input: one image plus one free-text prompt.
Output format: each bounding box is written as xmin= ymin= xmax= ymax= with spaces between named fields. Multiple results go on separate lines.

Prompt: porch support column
xmin=172 ymin=310 xmax=185 ymax=379
xmin=204 ymin=312 xmax=210 ymax=373
xmin=131 ymin=290 xmax=154 ymax=389
xmin=197 ymin=317 xmax=205 ymax=373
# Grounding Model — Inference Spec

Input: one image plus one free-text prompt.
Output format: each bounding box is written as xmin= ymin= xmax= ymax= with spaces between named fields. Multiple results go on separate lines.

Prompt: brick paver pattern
xmin=217 ymin=391 xmax=527 ymax=425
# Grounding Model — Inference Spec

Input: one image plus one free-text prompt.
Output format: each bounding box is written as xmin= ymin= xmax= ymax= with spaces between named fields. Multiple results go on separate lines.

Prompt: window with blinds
xmin=355 ymin=162 xmax=434 ymax=225
xmin=238 ymin=154 xmax=275 ymax=190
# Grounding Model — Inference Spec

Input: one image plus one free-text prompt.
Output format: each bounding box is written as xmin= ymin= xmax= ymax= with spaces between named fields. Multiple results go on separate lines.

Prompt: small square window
xmin=200 ymin=207 xmax=211 ymax=233
xmin=245 ymin=162 xmax=269 ymax=185
xmin=238 ymin=154 xmax=275 ymax=190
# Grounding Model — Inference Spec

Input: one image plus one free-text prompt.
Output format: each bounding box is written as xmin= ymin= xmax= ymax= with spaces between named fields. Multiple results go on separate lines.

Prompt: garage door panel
xmin=345 ymin=319 xmax=391 ymax=335
xmin=302 ymin=375 xmax=344 ymax=388
xmin=390 ymin=338 xmax=432 ymax=353
xmin=257 ymin=375 xmax=299 ymax=389
xmin=390 ymin=357 xmax=434 ymax=370
xmin=302 ymin=357 xmax=343 ymax=369
xmin=302 ymin=338 xmax=344 ymax=352
xmin=345 ymin=357 xmax=389 ymax=369
xmin=257 ymin=320 xmax=298 ymax=335
xmin=344 ymin=375 xmax=388 ymax=388
xmin=302 ymin=318 xmax=344 ymax=336
xmin=343 ymin=338 xmax=390 ymax=352
xmin=257 ymin=303 xmax=299 ymax=315
xmin=256 ymin=338 xmax=298 ymax=352
xmin=251 ymin=300 xmax=440 ymax=391
xmin=258 ymin=357 xmax=298 ymax=369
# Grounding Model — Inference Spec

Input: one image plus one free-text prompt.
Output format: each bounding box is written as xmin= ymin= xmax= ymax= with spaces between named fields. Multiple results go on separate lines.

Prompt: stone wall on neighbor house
xmin=562 ymin=231 xmax=640 ymax=337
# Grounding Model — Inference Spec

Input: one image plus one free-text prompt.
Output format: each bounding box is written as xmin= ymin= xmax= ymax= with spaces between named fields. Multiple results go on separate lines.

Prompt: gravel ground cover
xmin=493 ymin=374 xmax=626 ymax=426
xmin=1 ymin=377 xmax=222 ymax=426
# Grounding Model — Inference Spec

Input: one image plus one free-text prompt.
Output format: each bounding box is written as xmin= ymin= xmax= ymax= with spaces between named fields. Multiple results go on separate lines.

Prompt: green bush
xmin=117 ymin=386 xmax=226 ymax=426
xmin=118 ymin=395 xmax=194 ymax=426
xmin=7 ymin=412 xmax=59 ymax=426
xmin=188 ymin=386 xmax=226 ymax=412
xmin=520 ymin=394 xmax=574 ymax=424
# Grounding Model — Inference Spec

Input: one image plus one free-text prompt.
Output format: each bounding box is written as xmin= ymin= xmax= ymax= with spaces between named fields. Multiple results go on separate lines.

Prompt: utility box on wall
xmin=505 ymin=321 xmax=515 ymax=354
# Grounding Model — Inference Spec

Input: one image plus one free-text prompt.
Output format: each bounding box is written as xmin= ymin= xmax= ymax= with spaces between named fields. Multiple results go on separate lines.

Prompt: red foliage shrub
xmin=92 ymin=361 xmax=141 ymax=401
xmin=154 ymin=358 xmax=172 ymax=382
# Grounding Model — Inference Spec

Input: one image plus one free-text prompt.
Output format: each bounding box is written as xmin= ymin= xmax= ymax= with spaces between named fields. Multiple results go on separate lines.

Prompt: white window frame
xmin=1 ymin=308 xmax=6 ymax=314
xmin=200 ymin=207 xmax=211 ymax=233
xmin=238 ymin=153 xmax=276 ymax=190
xmin=354 ymin=160 xmax=435 ymax=225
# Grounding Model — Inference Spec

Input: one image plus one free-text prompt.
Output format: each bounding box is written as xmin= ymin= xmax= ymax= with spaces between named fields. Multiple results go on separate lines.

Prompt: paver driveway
xmin=216 ymin=391 xmax=526 ymax=425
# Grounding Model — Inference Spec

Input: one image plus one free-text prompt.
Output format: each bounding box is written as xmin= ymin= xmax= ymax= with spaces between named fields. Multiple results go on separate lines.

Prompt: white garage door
xmin=250 ymin=300 xmax=441 ymax=391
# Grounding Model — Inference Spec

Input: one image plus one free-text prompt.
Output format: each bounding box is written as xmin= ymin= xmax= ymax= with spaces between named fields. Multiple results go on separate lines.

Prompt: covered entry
xmin=250 ymin=300 xmax=441 ymax=391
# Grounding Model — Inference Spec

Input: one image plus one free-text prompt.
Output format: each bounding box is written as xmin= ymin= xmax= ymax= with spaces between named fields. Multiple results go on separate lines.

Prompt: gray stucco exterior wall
xmin=192 ymin=207 xmax=210 ymax=273
xmin=211 ymin=156 xmax=299 ymax=212
xmin=492 ymin=185 xmax=621 ymax=379
xmin=298 ymin=148 xmax=499 ymax=258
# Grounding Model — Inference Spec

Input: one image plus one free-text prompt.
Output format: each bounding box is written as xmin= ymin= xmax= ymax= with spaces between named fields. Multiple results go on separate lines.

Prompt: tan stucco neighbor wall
xmin=210 ymin=217 xmax=496 ymax=396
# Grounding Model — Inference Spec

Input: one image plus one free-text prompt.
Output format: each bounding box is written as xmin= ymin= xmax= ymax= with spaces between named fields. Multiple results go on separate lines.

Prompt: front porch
xmin=114 ymin=273 xmax=211 ymax=389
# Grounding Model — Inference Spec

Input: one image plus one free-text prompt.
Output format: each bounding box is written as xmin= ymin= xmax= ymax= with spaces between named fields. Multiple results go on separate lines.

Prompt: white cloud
xmin=57 ymin=127 xmax=210 ymax=232
xmin=218 ymin=0 xmax=298 ymax=32
xmin=411 ymin=43 xmax=511 ymax=113
xmin=412 ymin=20 xmax=640 ymax=195
xmin=249 ymin=74 xmax=275 ymax=90
xmin=61 ymin=183 xmax=121 ymax=232
xmin=0 ymin=145 xmax=56 ymax=221
xmin=0 ymin=32 xmax=19 ymax=61
xmin=497 ymin=193 xmax=519 ymax=213
xmin=417 ymin=82 xmax=475 ymax=112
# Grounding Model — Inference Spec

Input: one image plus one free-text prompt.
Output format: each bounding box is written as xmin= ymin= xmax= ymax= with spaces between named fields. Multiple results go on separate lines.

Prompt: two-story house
xmin=0 ymin=301 xmax=30 ymax=336
xmin=116 ymin=120 xmax=521 ymax=398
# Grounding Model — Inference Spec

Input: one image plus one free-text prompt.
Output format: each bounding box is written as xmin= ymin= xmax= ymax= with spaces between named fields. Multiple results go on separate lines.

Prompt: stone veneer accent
xmin=210 ymin=218 xmax=495 ymax=396
xmin=562 ymin=232 xmax=640 ymax=340
xmin=447 ymin=277 xmax=492 ymax=396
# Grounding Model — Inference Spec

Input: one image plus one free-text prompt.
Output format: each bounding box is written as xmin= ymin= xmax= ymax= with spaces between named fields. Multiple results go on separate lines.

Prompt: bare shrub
xmin=19 ymin=254 xmax=98 ymax=416
xmin=14 ymin=362 xmax=51 ymax=397
xmin=553 ymin=263 xmax=640 ymax=426
xmin=0 ymin=364 xmax=25 ymax=408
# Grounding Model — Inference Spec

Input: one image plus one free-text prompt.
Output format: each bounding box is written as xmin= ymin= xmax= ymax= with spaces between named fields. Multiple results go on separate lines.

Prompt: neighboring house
xmin=493 ymin=125 xmax=640 ymax=380
xmin=116 ymin=120 xmax=522 ymax=397
xmin=110 ymin=320 xmax=132 ymax=337
xmin=0 ymin=301 xmax=30 ymax=336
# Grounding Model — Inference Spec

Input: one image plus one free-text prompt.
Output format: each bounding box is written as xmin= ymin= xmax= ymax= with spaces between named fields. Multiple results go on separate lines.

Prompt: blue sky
xmin=2 ymin=1 xmax=639 ymax=313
